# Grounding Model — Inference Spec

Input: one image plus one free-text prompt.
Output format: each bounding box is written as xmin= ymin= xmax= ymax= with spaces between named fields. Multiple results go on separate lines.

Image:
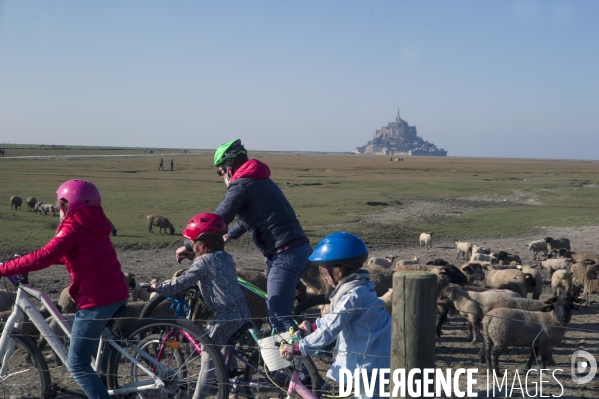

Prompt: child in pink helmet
xmin=0 ymin=179 xmax=129 ymax=399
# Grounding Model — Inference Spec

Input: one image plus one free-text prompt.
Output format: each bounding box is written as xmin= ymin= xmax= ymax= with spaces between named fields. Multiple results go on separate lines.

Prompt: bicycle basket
xmin=258 ymin=331 xmax=293 ymax=371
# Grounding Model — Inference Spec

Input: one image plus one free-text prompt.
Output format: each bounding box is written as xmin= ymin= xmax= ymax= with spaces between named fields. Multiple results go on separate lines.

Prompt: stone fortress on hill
xmin=354 ymin=110 xmax=447 ymax=156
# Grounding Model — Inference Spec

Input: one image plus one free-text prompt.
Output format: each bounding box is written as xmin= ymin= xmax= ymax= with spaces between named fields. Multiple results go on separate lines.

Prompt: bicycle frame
xmin=0 ymin=281 xmax=175 ymax=395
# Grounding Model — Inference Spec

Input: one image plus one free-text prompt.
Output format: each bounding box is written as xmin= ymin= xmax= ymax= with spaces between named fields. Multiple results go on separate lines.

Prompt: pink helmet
xmin=56 ymin=179 xmax=101 ymax=213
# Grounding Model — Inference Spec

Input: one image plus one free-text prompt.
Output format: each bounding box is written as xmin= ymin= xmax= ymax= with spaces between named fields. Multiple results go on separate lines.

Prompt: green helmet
xmin=214 ymin=139 xmax=247 ymax=167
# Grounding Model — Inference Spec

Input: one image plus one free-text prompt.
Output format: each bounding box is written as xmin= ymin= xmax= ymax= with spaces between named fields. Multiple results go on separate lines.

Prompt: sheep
xmin=367 ymin=256 xmax=397 ymax=269
xmin=480 ymin=264 xmax=531 ymax=297
xmin=438 ymin=284 xmax=520 ymax=343
xmin=9 ymin=195 xmax=22 ymax=210
xmin=147 ymin=214 xmax=175 ymax=234
xmin=545 ymin=237 xmax=570 ymax=256
xmin=527 ymin=239 xmax=548 ymax=260
xmin=436 ymin=285 xmax=488 ymax=338
xmin=517 ymin=265 xmax=543 ymax=299
xmin=495 ymin=251 xmax=522 ymax=266
xmin=395 ymin=256 xmax=420 ymax=266
xmin=459 ymin=262 xmax=487 ymax=285
xmin=557 ymin=249 xmax=599 ymax=264
xmin=419 ymin=232 xmax=433 ymax=249
xmin=571 ymin=261 xmax=599 ymax=305
xmin=35 ymin=202 xmax=58 ymax=216
xmin=470 ymin=253 xmax=497 ymax=263
xmin=481 ymin=294 xmax=580 ymax=371
xmin=454 ymin=239 xmax=472 ymax=260
xmin=551 ymin=269 xmax=573 ymax=296
xmin=482 ymin=297 xmax=547 ymax=314
xmin=26 ymin=196 xmax=37 ymax=212
xmin=540 ymin=257 xmax=571 ymax=277
xmin=472 ymin=245 xmax=491 ymax=255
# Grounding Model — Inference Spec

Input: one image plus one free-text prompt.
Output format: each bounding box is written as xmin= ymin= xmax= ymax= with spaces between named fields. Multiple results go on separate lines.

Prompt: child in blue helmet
xmin=280 ymin=232 xmax=391 ymax=399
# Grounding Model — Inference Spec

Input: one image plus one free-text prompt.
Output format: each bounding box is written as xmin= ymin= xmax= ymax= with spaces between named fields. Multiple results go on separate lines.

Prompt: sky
xmin=0 ymin=1 xmax=597 ymax=159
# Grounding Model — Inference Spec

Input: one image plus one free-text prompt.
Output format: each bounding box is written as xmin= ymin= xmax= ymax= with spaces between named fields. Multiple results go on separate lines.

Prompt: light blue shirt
xmin=298 ymin=275 xmax=391 ymax=382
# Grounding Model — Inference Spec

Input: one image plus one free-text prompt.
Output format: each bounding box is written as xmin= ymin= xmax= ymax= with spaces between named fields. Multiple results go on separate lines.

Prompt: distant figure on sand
xmin=159 ymin=158 xmax=164 ymax=171
xmin=170 ymin=158 xmax=174 ymax=171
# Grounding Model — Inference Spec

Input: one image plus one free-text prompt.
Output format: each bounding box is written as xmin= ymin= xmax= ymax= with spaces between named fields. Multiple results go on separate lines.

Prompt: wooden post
xmin=391 ymin=271 xmax=437 ymax=398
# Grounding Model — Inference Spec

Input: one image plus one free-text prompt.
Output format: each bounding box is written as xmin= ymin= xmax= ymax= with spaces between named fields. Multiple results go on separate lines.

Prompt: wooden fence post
xmin=391 ymin=271 xmax=437 ymax=398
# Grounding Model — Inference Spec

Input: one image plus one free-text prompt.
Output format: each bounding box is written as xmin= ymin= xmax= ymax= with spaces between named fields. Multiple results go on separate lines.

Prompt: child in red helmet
xmin=151 ymin=212 xmax=251 ymax=399
xmin=0 ymin=179 xmax=129 ymax=399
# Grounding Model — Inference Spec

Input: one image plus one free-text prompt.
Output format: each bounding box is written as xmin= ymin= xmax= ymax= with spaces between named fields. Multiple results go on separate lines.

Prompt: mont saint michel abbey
xmin=354 ymin=110 xmax=447 ymax=156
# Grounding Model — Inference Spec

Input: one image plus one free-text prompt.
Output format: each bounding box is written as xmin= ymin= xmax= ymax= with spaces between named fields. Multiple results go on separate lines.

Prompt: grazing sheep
xmin=395 ymin=256 xmax=420 ymax=266
xmin=528 ymin=239 xmax=548 ymax=260
xmin=9 ymin=195 xmax=22 ymax=210
xmin=495 ymin=251 xmax=522 ymax=266
xmin=367 ymin=256 xmax=397 ymax=269
xmin=26 ymin=196 xmax=37 ymax=212
xmin=439 ymin=284 xmax=520 ymax=343
xmin=481 ymin=264 xmax=530 ymax=297
xmin=540 ymin=257 xmax=571 ymax=277
xmin=545 ymin=237 xmax=570 ymax=256
xmin=419 ymin=232 xmax=433 ymax=249
xmin=571 ymin=261 xmax=599 ymax=305
xmin=472 ymin=245 xmax=491 ymax=255
xmin=35 ymin=202 xmax=58 ymax=216
xmin=454 ymin=239 xmax=472 ymax=260
xmin=147 ymin=214 xmax=175 ymax=234
xmin=481 ymin=294 xmax=580 ymax=371
xmin=551 ymin=269 xmax=573 ymax=296
xmin=470 ymin=253 xmax=497 ymax=263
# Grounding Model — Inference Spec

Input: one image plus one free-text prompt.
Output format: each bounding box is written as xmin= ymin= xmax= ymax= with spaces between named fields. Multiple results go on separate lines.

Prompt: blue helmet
xmin=309 ymin=232 xmax=368 ymax=270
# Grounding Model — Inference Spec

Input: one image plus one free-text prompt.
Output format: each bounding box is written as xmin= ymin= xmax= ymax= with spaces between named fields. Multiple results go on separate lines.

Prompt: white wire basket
xmin=258 ymin=331 xmax=293 ymax=371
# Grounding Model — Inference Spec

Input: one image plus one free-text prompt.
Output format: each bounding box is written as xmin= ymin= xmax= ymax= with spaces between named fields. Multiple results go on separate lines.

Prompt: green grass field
xmin=1 ymin=145 xmax=598 ymax=257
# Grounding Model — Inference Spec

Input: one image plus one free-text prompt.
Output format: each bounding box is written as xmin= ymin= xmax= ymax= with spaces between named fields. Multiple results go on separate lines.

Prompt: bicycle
xmin=0 ymin=270 xmax=230 ymax=399
xmin=139 ymin=277 xmax=341 ymax=398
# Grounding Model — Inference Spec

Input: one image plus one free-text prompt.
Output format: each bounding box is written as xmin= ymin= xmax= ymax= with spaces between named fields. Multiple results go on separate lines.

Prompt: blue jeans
xmin=67 ymin=300 xmax=128 ymax=399
xmin=265 ymin=243 xmax=312 ymax=333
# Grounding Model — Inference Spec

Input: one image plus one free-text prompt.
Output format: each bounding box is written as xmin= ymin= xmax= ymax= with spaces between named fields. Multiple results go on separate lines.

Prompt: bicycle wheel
xmin=107 ymin=316 xmax=229 ymax=399
xmin=241 ymin=348 xmax=323 ymax=399
xmin=139 ymin=289 xmax=213 ymax=326
xmin=0 ymin=333 xmax=52 ymax=398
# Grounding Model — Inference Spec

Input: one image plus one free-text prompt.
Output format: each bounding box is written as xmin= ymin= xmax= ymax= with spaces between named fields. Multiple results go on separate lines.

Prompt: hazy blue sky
xmin=1 ymin=1 xmax=597 ymax=159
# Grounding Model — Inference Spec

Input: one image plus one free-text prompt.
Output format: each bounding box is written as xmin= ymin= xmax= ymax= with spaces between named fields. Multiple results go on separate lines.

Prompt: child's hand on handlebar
xmin=279 ymin=343 xmax=295 ymax=361
xmin=175 ymin=246 xmax=194 ymax=263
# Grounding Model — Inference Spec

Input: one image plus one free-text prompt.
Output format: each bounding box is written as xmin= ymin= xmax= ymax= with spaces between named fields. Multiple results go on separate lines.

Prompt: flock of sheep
xmin=364 ymin=234 xmax=599 ymax=371
xmin=9 ymin=195 xmax=58 ymax=216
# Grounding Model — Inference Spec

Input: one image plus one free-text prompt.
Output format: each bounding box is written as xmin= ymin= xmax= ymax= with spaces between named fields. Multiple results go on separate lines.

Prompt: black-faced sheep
xmin=419 ymin=232 xmax=433 ymax=249
xmin=517 ymin=264 xmax=543 ymax=300
xmin=147 ymin=214 xmax=175 ymax=234
xmin=480 ymin=264 xmax=532 ymax=297
xmin=9 ymin=195 xmax=22 ymax=210
xmin=438 ymin=284 xmax=520 ymax=343
xmin=545 ymin=237 xmax=570 ymax=256
xmin=527 ymin=239 xmax=548 ymax=260
xmin=26 ymin=196 xmax=37 ymax=212
xmin=454 ymin=239 xmax=472 ymax=260
xmin=459 ymin=262 xmax=487 ymax=285
xmin=495 ymin=251 xmax=522 ymax=266
xmin=481 ymin=294 xmax=580 ymax=371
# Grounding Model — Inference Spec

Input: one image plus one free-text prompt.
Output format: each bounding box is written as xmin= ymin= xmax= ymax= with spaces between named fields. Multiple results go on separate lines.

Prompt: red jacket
xmin=0 ymin=206 xmax=129 ymax=309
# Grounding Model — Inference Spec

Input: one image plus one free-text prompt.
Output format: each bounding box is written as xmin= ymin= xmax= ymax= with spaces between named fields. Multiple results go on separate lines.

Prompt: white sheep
xmin=551 ymin=269 xmax=572 ymax=296
xmin=35 ymin=202 xmax=58 ymax=216
xmin=470 ymin=253 xmax=497 ymax=263
xmin=482 ymin=294 xmax=580 ymax=371
xmin=395 ymin=256 xmax=420 ymax=266
xmin=527 ymin=239 xmax=548 ymax=260
xmin=454 ymin=239 xmax=472 ymax=260
xmin=367 ymin=256 xmax=397 ymax=269
xmin=419 ymin=232 xmax=433 ymax=249
xmin=540 ymin=257 xmax=571 ymax=277
xmin=472 ymin=245 xmax=491 ymax=255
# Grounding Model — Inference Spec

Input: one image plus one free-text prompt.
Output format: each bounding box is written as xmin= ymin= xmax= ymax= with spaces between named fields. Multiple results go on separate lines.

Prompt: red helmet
xmin=182 ymin=213 xmax=227 ymax=241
